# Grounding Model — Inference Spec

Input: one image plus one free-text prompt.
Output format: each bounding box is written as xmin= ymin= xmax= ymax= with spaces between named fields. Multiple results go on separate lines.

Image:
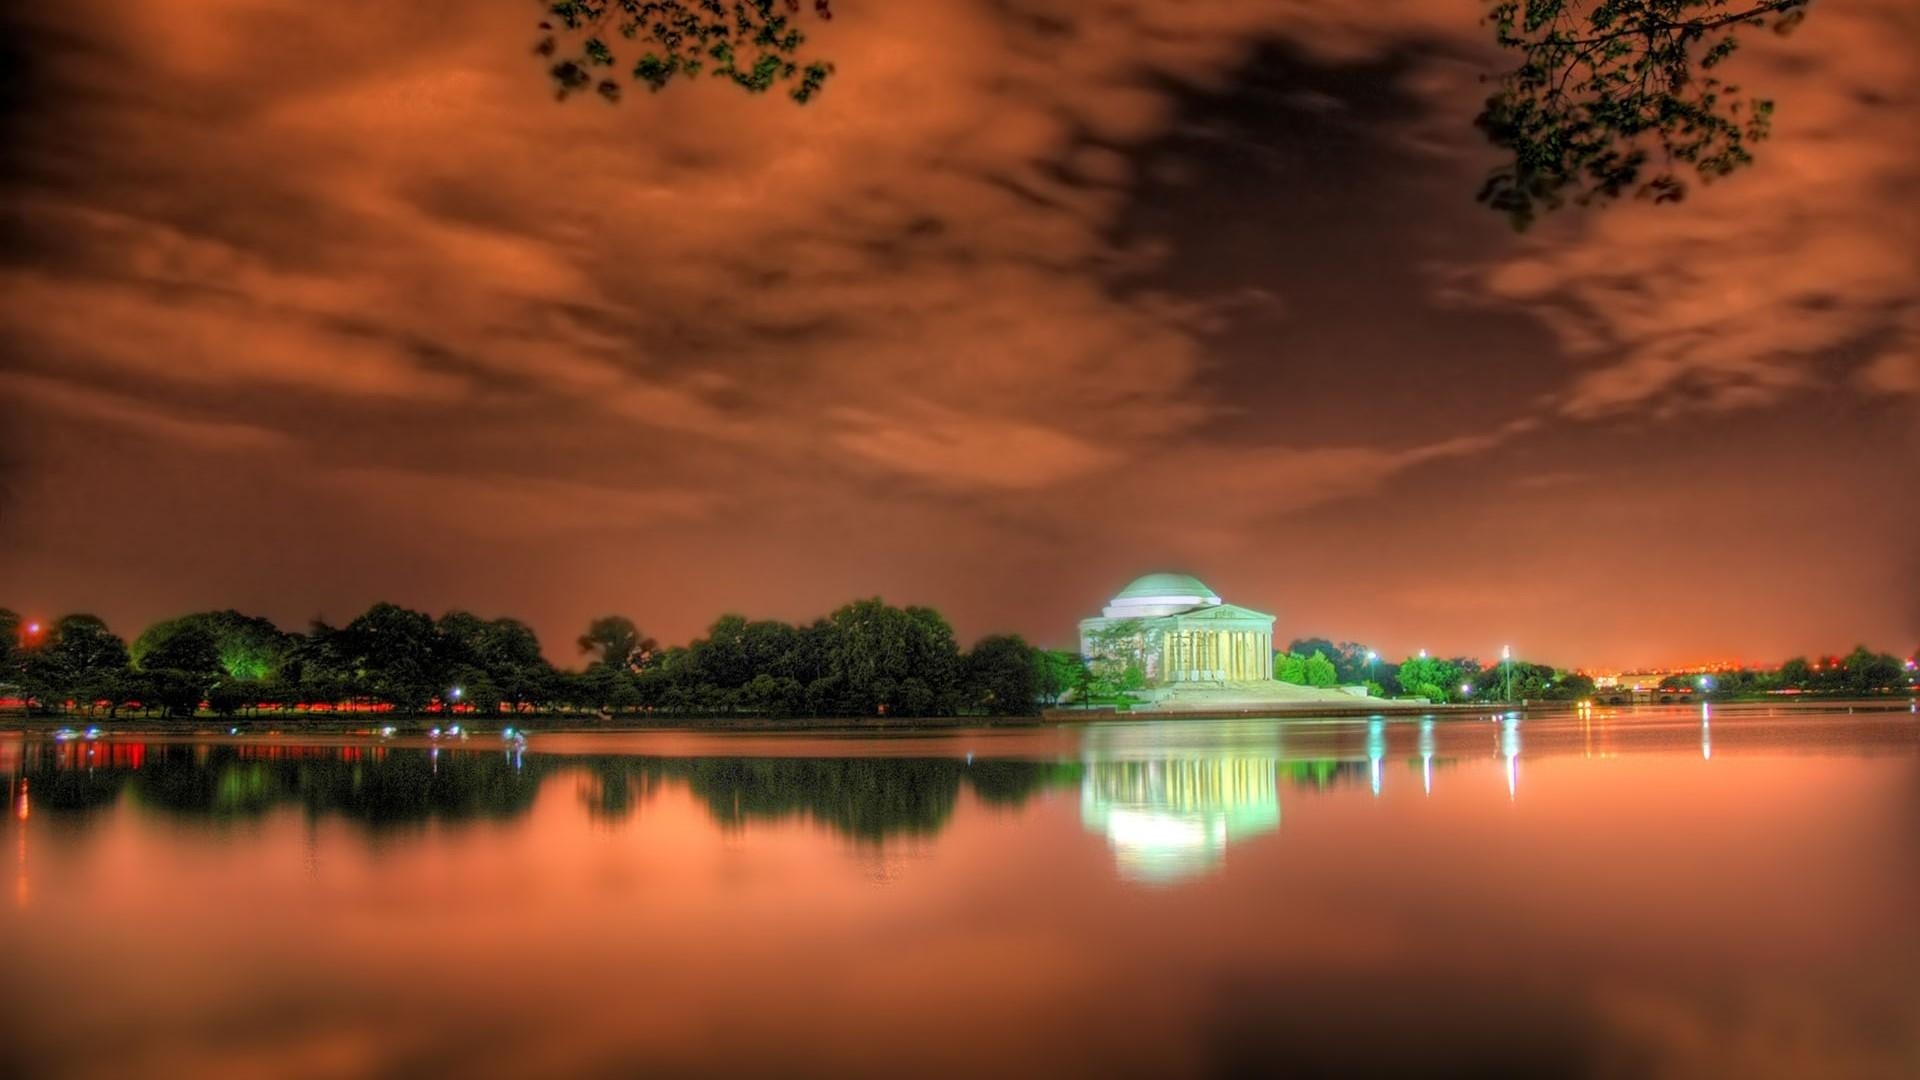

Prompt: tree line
xmin=0 ymin=602 xmax=1082 ymax=721
xmin=1278 ymin=636 xmax=1916 ymax=704
xmin=4 ymin=604 xmax=1910 ymax=720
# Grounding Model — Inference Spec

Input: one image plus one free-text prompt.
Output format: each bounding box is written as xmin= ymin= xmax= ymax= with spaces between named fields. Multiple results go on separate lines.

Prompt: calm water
xmin=2 ymin=704 xmax=1916 ymax=1080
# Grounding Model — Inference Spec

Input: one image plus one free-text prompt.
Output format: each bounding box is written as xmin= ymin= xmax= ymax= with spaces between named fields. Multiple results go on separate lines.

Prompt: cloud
xmin=321 ymin=467 xmax=722 ymax=539
xmin=1856 ymin=353 xmax=1919 ymax=397
xmin=0 ymin=371 xmax=293 ymax=451
xmin=2 ymin=0 xmax=1913 ymax=659
xmin=1476 ymin=0 xmax=1920 ymax=418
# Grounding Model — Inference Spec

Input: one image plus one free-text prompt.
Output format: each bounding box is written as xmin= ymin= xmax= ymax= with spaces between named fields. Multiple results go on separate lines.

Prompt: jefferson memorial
xmin=1079 ymin=573 xmax=1277 ymax=683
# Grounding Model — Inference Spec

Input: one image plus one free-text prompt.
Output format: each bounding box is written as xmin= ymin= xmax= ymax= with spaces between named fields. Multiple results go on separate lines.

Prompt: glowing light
xmin=25 ymin=623 xmax=40 ymax=635
xmin=1460 ymin=683 xmax=1473 ymax=695
xmin=1502 ymin=645 xmax=1511 ymax=660
xmin=1418 ymin=648 xmax=1428 ymax=658
xmin=1367 ymin=719 xmax=1385 ymax=798
xmin=1500 ymin=716 xmax=1521 ymax=801
xmin=450 ymin=687 xmax=463 ymax=700
xmin=1419 ymin=719 xmax=1435 ymax=797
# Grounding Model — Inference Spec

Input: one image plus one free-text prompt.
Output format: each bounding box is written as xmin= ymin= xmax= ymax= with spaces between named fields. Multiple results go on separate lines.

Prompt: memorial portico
xmin=1078 ymin=573 xmax=1276 ymax=684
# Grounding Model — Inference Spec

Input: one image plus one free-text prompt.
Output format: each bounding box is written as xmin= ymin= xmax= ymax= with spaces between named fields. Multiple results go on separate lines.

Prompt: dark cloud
xmin=0 ymin=0 xmax=1913 ymax=664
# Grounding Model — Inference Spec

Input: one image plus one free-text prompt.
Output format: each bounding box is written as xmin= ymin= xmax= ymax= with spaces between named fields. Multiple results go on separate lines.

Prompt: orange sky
xmin=1 ymin=1 xmax=1915 ymax=668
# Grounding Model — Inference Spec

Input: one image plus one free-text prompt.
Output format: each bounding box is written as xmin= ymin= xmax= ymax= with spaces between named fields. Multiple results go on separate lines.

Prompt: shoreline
xmin=2 ymin=696 xmax=1911 ymax=737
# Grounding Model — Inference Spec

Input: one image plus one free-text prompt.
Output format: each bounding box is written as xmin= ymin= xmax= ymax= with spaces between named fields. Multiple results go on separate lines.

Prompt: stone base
xmin=1128 ymin=680 xmax=1391 ymax=713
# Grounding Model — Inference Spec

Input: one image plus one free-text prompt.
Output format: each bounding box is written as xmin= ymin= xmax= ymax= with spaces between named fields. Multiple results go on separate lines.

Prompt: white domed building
xmin=1079 ymin=573 xmax=1276 ymax=683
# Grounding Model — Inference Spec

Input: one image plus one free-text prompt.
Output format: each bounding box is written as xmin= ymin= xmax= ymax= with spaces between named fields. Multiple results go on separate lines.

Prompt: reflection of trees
xmin=1281 ymin=760 xmax=1371 ymax=791
xmin=10 ymin=744 xmax=1082 ymax=842
xmin=130 ymin=745 xmax=544 ymax=825
xmin=22 ymin=766 xmax=127 ymax=813
xmin=672 ymin=758 xmax=1081 ymax=841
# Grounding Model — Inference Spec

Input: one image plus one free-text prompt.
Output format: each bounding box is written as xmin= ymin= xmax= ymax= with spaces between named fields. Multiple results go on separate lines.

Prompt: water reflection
xmin=1502 ymin=713 xmax=1522 ymax=800
xmin=2 ymin=739 xmax=1083 ymax=842
xmin=1079 ymin=756 xmax=1281 ymax=884
xmin=1419 ymin=717 xmax=1436 ymax=796
xmin=5 ymin=704 xmax=1916 ymax=880
xmin=1 ymin=710 xmax=1917 ymax=1079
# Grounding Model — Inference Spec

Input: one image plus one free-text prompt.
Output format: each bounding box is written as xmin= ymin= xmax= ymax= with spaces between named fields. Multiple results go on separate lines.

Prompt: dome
xmin=1114 ymin=573 xmax=1217 ymax=602
xmin=1103 ymin=572 xmax=1221 ymax=618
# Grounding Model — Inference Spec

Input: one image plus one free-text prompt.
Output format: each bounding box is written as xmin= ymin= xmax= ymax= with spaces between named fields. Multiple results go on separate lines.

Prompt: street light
xmin=1502 ymin=644 xmax=1513 ymax=702
xmin=1366 ymin=650 xmax=1378 ymax=686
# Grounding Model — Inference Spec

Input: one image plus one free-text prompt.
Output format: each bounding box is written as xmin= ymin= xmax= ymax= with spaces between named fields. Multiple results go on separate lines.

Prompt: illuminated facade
xmin=1078 ymin=573 xmax=1276 ymax=683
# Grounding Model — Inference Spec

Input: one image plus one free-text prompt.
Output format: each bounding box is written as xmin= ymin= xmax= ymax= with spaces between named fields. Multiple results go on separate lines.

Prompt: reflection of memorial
xmin=1079 ymin=756 xmax=1281 ymax=884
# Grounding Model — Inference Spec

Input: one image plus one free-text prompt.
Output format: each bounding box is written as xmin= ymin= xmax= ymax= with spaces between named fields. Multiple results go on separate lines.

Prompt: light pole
xmin=1366 ymin=650 xmax=1378 ymax=687
xmin=1502 ymin=644 xmax=1513 ymax=703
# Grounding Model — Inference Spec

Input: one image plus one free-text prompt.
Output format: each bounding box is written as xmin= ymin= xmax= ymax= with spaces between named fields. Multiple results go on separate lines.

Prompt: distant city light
xmin=25 ymin=622 xmax=41 ymax=635
xmin=1460 ymin=683 xmax=1472 ymax=694
xmin=450 ymin=687 xmax=463 ymax=699
xmin=1418 ymin=649 xmax=1428 ymax=658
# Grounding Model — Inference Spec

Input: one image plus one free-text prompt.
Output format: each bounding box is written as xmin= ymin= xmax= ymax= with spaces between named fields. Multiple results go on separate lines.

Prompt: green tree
xmin=1286 ymin=638 xmax=1376 ymax=683
xmin=1035 ymin=649 xmax=1083 ymax=706
xmin=737 ymin=672 xmax=805 ymax=717
xmin=1274 ymin=652 xmax=1307 ymax=686
xmin=0 ymin=609 xmax=22 ymax=695
xmin=820 ymin=598 xmax=962 ymax=717
xmin=439 ymin=613 xmax=555 ymax=712
xmin=1396 ymin=655 xmax=1464 ymax=703
xmin=35 ymin=615 xmax=132 ymax=716
xmin=963 ymin=634 xmax=1042 ymax=717
xmin=1838 ymin=645 xmax=1903 ymax=694
xmin=1302 ymin=649 xmax=1339 ymax=688
xmin=577 ymin=615 xmax=656 ymax=672
xmin=1084 ymin=620 xmax=1147 ymax=702
xmin=133 ymin=611 xmax=291 ymax=683
xmin=1478 ymin=0 xmax=1812 ymax=228
xmin=336 ymin=603 xmax=444 ymax=711
xmin=135 ymin=619 xmax=224 ymax=716
xmin=536 ymin=0 xmax=836 ymax=104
